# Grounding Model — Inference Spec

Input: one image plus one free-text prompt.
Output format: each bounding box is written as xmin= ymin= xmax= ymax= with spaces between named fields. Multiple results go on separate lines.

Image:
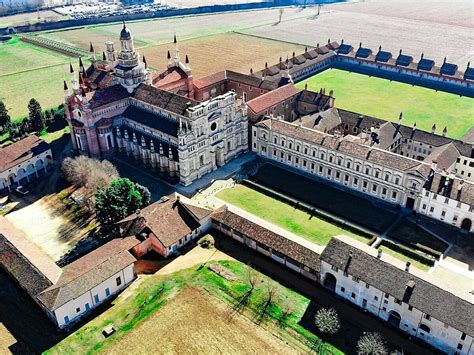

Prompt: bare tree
xmin=357 ymin=332 xmax=387 ymax=354
xmin=62 ymin=156 xmax=119 ymax=206
xmin=256 ymin=281 xmax=279 ymax=322
xmin=314 ymin=308 xmax=341 ymax=334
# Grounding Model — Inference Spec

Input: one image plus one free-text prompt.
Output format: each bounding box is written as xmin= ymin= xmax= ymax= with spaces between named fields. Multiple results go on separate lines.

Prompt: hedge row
xmin=380 ymin=240 xmax=436 ymax=267
xmin=241 ymin=180 xmax=376 ymax=243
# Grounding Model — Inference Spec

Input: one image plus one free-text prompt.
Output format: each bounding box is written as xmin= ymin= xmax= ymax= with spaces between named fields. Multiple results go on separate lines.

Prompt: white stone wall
xmin=320 ymin=260 xmax=473 ymax=354
xmin=53 ymin=263 xmax=135 ymax=328
xmin=418 ymin=189 xmax=473 ymax=232
xmin=454 ymin=156 xmax=474 ymax=183
xmin=252 ymin=123 xmax=426 ymax=209
xmin=0 ymin=148 xmax=52 ymax=191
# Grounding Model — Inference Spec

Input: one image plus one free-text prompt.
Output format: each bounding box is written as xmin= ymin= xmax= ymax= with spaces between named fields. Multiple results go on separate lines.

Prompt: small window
xmin=116 ymin=276 xmax=122 ymax=286
xmin=351 ymin=293 xmax=356 ymax=299
xmin=385 ymin=293 xmax=389 ymax=299
xmin=408 ymin=305 xmax=413 ymax=311
xmin=365 ymin=283 xmax=369 ymax=289
xmin=461 ymin=333 xmax=466 ymax=340
xmin=424 ymin=314 xmax=431 ymax=321
xmin=457 ymin=344 xmax=463 ymax=350
xmin=76 ymin=307 xmax=81 ymax=313
xmin=340 ymin=287 xmax=345 ymax=293
xmin=331 ymin=265 xmax=338 ymax=271
xmin=374 ymin=296 xmax=378 ymax=301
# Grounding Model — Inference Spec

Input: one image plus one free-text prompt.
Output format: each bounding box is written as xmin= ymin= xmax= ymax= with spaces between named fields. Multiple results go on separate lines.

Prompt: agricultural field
xmin=216 ymin=183 xmax=369 ymax=246
xmin=40 ymin=7 xmax=313 ymax=53
xmin=297 ymin=69 xmax=474 ymax=139
xmin=0 ymin=10 xmax=64 ymax=27
xmin=46 ymin=258 xmax=341 ymax=354
xmin=141 ymin=33 xmax=305 ymax=79
xmin=241 ymin=0 xmax=474 ymax=63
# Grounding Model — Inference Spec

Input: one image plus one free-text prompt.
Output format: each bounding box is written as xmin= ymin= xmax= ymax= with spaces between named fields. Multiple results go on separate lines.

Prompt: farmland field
xmin=141 ymin=33 xmax=305 ymax=79
xmin=297 ymin=69 xmax=474 ymax=139
xmin=241 ymin=0 xmax=474 ymax=63
xmin=0 ymin=62 xmax=72 ymax=120
xmin=41 ymin=7 xmax=314 ymax=53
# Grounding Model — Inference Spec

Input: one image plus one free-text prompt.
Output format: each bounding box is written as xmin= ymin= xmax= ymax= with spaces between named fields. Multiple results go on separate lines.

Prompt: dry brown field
xmin=41 ymin=7 xmax=312 ymax=54
xmin=243 ymin=0 xmax=474 ymax=64
xmin=104 ymin=287 xmax=299 ymax=355
xmin=142 ymin=32 xmax=305 ymax=79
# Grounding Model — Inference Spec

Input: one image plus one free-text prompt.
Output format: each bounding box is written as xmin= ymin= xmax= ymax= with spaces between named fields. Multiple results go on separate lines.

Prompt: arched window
xmin=419 ymin=324 xmax=430 ymax=333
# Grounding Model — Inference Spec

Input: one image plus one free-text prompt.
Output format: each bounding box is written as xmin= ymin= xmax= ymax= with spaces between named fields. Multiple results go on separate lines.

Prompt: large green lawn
xmin=297 ymin=69 xmax=474 ymax=139
xmin=216 ymin=184 xmax=369 ymax=246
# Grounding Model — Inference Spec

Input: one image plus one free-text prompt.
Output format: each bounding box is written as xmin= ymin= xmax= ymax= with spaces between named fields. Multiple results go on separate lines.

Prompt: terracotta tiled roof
xmin=321 ymin=238 xmax=474 ymax=337
xmin=211 ymin=208 xmax=320 ymax=272
xmin=120 ymin=194 xmax=211 ymax=247
xmin=193 ymin=71 xmax=226 ymax=89
xmin=37 ymin=236 xmax=139 ymax=311
xmin=132 ymin=84 xmax=198 ymax=116
xmin=0 ymin=136 xmax=51 ymax=172
xmin=87 ymin=84 xmax=130 ymax=109
xmin=247 ymin=84 xmax=301 ymax=114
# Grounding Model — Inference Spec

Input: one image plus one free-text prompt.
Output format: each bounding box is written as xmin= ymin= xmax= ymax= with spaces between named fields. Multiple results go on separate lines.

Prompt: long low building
xmin=209 ymin=207 xmax=473 ymax=354
xmin=0 ymin=135 xmax=53 ymax=192
xmin=320 ymin=238 xmax=474 ymax=355
xmin=0 ymin=216 xmax=140 ymax=329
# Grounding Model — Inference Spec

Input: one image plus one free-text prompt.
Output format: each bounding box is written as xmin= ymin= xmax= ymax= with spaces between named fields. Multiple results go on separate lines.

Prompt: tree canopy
xmin=28 ymin=98 xmax=45 ymax=133
xmin=0 ymin=101 xmax=11 ymax=133
xmin=95 ymin=177 xmax=144 ymax=227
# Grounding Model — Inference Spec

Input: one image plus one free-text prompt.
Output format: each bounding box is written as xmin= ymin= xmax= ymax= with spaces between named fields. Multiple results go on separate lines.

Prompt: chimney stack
xmin=377 ymin=249 xmax=382 ymax=259
xmin=405 ymin=261 xmax=411 ymax=272
xmin=431 ymin=124 xmax=436 ymax=134
xmin=442 ymin=127 xmax=448 ymax=137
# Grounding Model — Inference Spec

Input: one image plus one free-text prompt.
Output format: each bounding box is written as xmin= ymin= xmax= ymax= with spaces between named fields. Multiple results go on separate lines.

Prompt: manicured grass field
xmin=216 ymin=184 xmax=369 ymax=246
xmin=252 ymin=164 xmax=398 ymax=233
xmin=297 ymin=69 xmax=474 ymax=139
xmin=379 ymin=245 xmax=431 ymax=272
xmin=46 ymin=258 xmax=341 ymax=354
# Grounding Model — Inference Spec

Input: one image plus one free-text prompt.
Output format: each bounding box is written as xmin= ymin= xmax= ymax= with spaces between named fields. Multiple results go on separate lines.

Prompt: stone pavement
xmin=176 ymin=151 xmax=256 ymax=197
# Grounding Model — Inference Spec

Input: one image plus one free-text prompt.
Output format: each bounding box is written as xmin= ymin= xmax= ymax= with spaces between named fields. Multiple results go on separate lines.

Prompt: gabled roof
xmin=321 ymin=238 xmax=474 ymax=337
xmin=87 ymin=84 xmax=130 ymax=109
xmin=247 ymin=84 xmax=301 ymax=114
xmin=0 ymin=136 xmax=51 ymax=172
xmin=37 ymin=237 xmax=139 ymax=311
xmin=193 ymin=71 xmax=226 ymax=89
xmin=132 ymin=84 xmax=198 ymax=116
xmin=0 ymin=216 xmax=61 ymax=285
xmin=211 ymin=208 xmax=320 ymax=272
xmin=120 ymin=194 xmax=211 ymax=248
xmin=122 ymin=105 xmax=179 ymax=137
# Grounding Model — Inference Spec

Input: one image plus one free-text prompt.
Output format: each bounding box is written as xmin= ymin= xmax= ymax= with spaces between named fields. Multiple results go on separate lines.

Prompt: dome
xmin=120 ymin=23 xmax=131 ymax=40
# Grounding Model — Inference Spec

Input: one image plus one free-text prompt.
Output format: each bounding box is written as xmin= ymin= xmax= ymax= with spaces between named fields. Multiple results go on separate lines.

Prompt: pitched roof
xmin=87 ymin=84 xmax=130 ymax=109
xmin=37 ymin=237 xmax=139 ymax=311
xmin=121 ymin=105 xmax=179 ymax=137
xmin=302 ymin=107 xmax=341 ymax=132
xmin=0 ymin=234 xmax=53 ymax=298
xmin=226 ymin=70 xmax=276 ymax=91
xmin=193 ymin=71 xmax=226 ymax=89
xmin=424 ymin=143 xmax=460 ymax=170
xmin=120 ymin=195 xmax=211 ymax=247
xmin=0 ymin=216 xmax=61 ymax=284
xmin=247 ymin=84 xmax=301 ymax=114
xmin=211 ymin=208 xmax=320 ymax=272
xmin=0 ymin=136 xmax=51 ymax=172
xmin=429 ymin=173 xmax=474 ymax=206
xmin=321 ymin=238 xmax=474 ymax=337
xmin=132 ymin=84 xmax=198 ymax=116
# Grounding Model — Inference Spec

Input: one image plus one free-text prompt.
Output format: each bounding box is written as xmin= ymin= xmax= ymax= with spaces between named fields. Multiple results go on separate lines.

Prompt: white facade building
xmin=320 ymin=238 xmax=474 ymax=355
xmin=252 ymin=118 xmax=430 ymax=210
xmin=0 ymin=136 xmax=52 ymax=192
xmin=37 ymin=237 xmax=140 ymax=329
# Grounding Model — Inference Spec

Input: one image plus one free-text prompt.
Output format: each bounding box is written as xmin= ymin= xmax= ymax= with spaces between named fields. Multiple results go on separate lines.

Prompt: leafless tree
xmin=256 ymin=281 xmax=279 ymax=322
xmin=62 ymin=156 xmax=119 ymax=206
xmin=314 ymin=308 xmax=341 ymax=334
xmin=357 ymin=332 xmax=387 ymax=354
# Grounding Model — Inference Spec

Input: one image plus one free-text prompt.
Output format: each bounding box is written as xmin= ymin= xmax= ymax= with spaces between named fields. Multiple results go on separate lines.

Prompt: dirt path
xmin=104 ymin=288 xmax=301 ymax=355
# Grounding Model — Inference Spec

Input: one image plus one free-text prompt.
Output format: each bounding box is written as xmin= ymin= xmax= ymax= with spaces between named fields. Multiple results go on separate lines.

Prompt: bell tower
xmin=113 ymin=22 xmax=149 ymax=93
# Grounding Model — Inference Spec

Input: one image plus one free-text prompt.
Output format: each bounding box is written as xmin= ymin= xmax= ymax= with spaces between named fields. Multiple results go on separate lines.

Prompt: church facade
xmin=65 ymin=24 xmax=248 ymax=186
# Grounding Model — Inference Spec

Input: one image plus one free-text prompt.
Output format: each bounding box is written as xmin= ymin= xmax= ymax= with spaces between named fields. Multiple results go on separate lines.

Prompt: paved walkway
xmin=176 ymin=152 xmax=256 ymax=197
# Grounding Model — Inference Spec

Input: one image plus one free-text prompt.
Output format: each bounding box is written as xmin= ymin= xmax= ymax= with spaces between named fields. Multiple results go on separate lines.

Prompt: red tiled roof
xmin=247 ymin=84 xmax=301 ymax=114
xmin=0 ymin=136 xmax=51 ymax=172
xmin=193 ymin=71 xmax=226 ymax=89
